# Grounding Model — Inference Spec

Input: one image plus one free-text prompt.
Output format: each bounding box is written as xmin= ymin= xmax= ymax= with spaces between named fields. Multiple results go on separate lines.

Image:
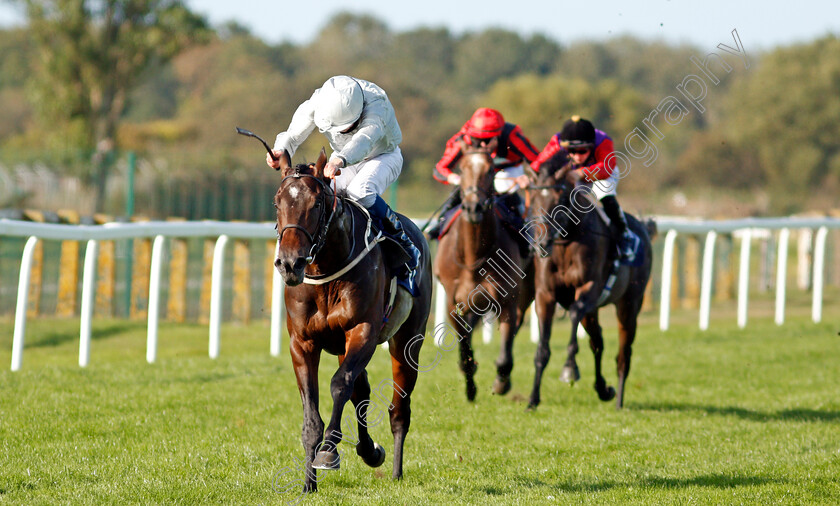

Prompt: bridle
xmin=275 ymin=169 xmax=339 ymax=264
xmin=525 ymin=176 xmax=573 ymax=245
xmin=459 ymin=149 xmax=497 ymax=209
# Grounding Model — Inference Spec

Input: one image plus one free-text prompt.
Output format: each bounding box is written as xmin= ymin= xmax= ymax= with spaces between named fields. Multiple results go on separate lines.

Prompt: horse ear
xmin=486 ymin=136 xmax=499 ymax=154
xmin=523 ymin=164 xmax=538 ymax=181
xmin=278 ymin=149 xmax=293 ymax=175
xmin=554 ymin=163 xmax=573 ymax=182
xmin=457 ymin=137 xmax=469 ymax=152
xmin=313 ymin=148 xmax=327 ymax=178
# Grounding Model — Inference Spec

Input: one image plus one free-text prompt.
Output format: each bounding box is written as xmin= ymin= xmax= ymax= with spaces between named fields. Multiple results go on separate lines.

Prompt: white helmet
xmin=313 ymin=76 xmax=364 ymax=133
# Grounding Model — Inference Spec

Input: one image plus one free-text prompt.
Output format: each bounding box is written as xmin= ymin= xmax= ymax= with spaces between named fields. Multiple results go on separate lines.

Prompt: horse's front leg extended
xmin=289 ymin=338 xmax=323 ymax=493
xmin=493 ymin=300 xmax=520 ymax=396
xmin=561 ymin=284 xmax=601 ymax=385
xmin=453 ymin=311 xmax=480 ymax=401
xmin=581 ymin=311 xmax=616 ymax=402
xmin=347 ymin=369 xmax=386 ymax=468
xmin=528 ymin=289 xmax=556 ymax=409
xmin=314 ymin=323 xmax=377 ymax=471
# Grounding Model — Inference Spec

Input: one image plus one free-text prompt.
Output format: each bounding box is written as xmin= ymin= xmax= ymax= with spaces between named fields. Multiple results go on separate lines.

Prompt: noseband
xmin=526 ymin=178 xmax=572 ymax=243
xmin=276 ymin=171 xmax=338 ymax=264
xmin=459 ymin=150 xmax=497 ymax=208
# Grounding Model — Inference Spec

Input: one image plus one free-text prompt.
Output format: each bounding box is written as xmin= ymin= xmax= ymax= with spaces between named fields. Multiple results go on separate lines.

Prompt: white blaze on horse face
xmin=542 ymin=189 xmax=550 ymax=198
xmin=288 ymin=186 xmax=299 ymax=199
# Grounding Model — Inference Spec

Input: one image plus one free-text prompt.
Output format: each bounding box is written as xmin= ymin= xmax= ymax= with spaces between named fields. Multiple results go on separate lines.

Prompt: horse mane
xmin=538 ymin=150 xmax=573 ymax=184
xmin=283 ymin=162 xmax=349 ymax=202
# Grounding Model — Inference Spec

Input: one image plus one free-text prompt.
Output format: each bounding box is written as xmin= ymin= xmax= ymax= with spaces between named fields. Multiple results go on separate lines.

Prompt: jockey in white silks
xmin=266 ymin=75 xmax=421 ymax=294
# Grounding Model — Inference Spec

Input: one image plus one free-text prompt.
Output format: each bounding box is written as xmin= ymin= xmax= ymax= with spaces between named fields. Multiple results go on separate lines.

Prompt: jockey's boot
xmin=601 ymin=195 xmax=639 ymax=264
xmin=424 ymin=192 xmax=462 ymax=240
xmin=369 ymin=196 xmax=422 ymax=296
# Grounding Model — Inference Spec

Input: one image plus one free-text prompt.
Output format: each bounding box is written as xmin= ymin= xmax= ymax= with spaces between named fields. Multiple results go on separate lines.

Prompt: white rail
xmin=3 ymin=215 xmax=838 ymax=370
xmin=655 ymin=217 xmax=840 ymax=331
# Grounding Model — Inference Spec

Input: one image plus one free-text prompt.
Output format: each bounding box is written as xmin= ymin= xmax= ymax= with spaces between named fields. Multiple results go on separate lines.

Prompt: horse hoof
xmin=598 ymin=386 xmax=616 ymax=402
xmin=526 ymin=401 xmax=538 ymax=412
xmin=360 ymin=443 xmax=386 ymax=468
xmin=492 ymin=377 xmax=511 ymax=395
xmin=560 ymin=365 xmax=580 ymax=385
xmin=466 ymin=380 xmax=477 ymax=401
xmin=312 ymin=450 xmax=340 ymax=470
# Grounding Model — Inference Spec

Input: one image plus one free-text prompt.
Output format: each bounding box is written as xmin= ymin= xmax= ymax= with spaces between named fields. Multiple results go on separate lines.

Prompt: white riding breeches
xmin=333 ymin=148 xmax=403 ymax=208
xmin=494 ymin=165 xmax=524 ymax=194
xmin=590 ymin=170 xmax=619 ymax=200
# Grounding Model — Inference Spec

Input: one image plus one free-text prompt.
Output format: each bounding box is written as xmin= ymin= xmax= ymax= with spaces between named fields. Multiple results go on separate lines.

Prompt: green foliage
xmin=1 ymin=10 xmax=839 ymax=215
xmin=452 ymin=29 xmax=562 ymax=91
xmin=482 ymin=74 xmax=649 ymax=150
xmin=723 ymin=35 xmax=840 ymax=207
xmin=8 ymin=0 xmax=211 ymax=210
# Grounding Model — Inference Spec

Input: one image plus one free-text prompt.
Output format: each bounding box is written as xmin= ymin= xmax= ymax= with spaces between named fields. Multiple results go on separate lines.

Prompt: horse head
xmin=273 ymin=147 xmax=337 ymax=285
xmin=527 ymin=151 xmax=588 ymax=251
xmin=456 ymin=137 xmax=498 ymax=223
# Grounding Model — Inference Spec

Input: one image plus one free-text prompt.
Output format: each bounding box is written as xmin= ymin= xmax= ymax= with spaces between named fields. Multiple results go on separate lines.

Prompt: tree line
xmin=0 ymin=3 xmax=838 ymax=216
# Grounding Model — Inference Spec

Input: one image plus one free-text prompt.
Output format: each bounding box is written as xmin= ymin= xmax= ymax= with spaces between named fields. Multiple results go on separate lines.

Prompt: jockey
xmin=266 ymin=75 xmax=421 ymax=295
xmin=531 ymin=116 xmax=639 ymax=263
xmin=428 ymin=107 xmax=540 ymax=246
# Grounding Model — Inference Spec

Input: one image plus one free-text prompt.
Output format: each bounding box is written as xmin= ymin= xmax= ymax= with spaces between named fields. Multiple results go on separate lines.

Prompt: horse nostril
xmin=293 ymin=257 xmax=307 ymax=271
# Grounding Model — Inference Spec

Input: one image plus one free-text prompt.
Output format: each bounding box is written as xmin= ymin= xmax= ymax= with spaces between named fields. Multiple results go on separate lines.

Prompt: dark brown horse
xmin=274 ymin=149 xmax=432 ymax=492
xmin=524 ymin=151 xmax=654 ymax=410
xmin=434 ymin=139 xmax=535 ymax=400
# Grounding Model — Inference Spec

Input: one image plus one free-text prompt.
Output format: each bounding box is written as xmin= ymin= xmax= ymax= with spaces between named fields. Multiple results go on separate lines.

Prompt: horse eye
xmin=314 ymin=201 xmax=321 ymax=208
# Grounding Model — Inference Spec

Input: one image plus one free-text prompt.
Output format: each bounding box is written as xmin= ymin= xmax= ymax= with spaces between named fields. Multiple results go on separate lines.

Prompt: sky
xmin=1 ymin=1 xmax=838 ymax=51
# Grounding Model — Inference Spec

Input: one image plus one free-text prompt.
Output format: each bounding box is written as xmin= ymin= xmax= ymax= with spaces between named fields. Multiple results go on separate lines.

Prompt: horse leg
xmin=315 ymin=324 xmax=377 ymax=470
xmin=560 ymin=299 xmax=584 ymax=385
xmin=387 ymin=327 xmax=423 ymax=480
xmin=492 ymin=301 xmax=519 ymax=395
xmin=345 ymin=367 xmax=387 ymax=468
xmin=615 ymin=297 xmax=642 ymax=409
xmin=527 ymin=291 xmax=556 ymax=409
xmin=454 ymin=312 xmax=480 ymax=401
xmin=289 ymin=338 xmax=323 ymax=493
xmin=561 ymin=287 xmax=600 ymax=385
xmin=581 ymin=311 xmax=616 ymax=402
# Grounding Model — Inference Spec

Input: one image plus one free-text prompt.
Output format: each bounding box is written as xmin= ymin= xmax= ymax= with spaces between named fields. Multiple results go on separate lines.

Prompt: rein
xmin=525 ymin=181 xmax=613 ymax=245
xmin=301 ymin=201 xmax=384 ymax=285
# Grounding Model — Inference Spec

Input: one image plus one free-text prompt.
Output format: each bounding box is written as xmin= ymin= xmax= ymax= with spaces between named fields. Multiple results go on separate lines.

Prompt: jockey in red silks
xmin=266 ymin=75 xmax=421 ymax=295
xmin=427 ymin=107 xmax=540 ymax=251
xmin=531 ymin=115 xmax=639 ymax=263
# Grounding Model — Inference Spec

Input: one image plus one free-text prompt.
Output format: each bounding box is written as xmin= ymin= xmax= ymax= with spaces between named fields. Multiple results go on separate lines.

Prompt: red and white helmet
xmin=465 ymin=108 xmax=504 ymax=139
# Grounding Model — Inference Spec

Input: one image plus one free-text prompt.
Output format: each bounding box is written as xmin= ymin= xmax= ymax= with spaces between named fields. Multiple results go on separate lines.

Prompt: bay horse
xmin=434 ymin=138 xmax=535 ymax=400
xmin=273 ymin=149 xmax=432 ymax=492
xmin=524 ymin=151 xmax=654 ymax=410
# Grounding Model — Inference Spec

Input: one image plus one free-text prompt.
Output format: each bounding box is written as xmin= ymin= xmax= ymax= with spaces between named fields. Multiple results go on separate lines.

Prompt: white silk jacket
xmin=273 ymin=78 xmax=402 ymax=167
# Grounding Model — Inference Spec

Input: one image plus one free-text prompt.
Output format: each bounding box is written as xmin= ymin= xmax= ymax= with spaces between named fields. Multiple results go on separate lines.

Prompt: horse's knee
xmin=330 ymin=371 xmax=354 ymax=399
xmin=389 ymin=401 xmax=411 ymax=435
xmin=535 ymin=344 xmax=551 ymax=364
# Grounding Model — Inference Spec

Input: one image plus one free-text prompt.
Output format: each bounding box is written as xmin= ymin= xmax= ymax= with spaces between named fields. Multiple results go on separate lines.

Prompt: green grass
xmin=1 ymin=310 xmax=839 ymax=505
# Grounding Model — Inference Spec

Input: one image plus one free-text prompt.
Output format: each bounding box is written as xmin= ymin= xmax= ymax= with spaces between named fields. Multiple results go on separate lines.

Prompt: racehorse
xmin=273 ymin=148 xmax=432 ymax=492
xmin=434 ymin=138 xmax=535 ymax=401
xmin=524 ymin=151 xmax=654 ymax=410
